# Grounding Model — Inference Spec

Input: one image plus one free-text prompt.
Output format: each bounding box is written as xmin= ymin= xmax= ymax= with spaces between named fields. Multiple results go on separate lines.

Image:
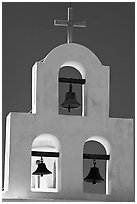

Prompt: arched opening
xmin=58 ymin=64 xmax=85 ymax=116
xmin=31 ymin=134 xmax=61 ymax=192
xmin=83 ymin=138 xmax=109 ymax=194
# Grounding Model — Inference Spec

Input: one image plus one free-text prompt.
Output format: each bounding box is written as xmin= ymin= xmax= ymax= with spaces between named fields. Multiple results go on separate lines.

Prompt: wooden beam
xmin=83 ymin=154 xmax=110 ymax=160
xmin=31 ymin=151 xmax=59 ymax=158
xmin=59 ymin=77 xmax=86 ymax=84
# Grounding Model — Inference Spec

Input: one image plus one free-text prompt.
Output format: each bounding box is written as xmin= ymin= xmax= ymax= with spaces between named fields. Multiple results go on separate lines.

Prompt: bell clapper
xmin=69 ymin=83 xmax=72 ymax=92
xmin=68 ymin=84 xmax=72 ymax=112
xmin=68 ymin=105 xmax=71 ymax=112
xmin=93 ymin=159 xmax=96 ymax=167
xmin=93 ymin=159 xmax=96 ymax=184
xmin=40 ymin=156 xmax=43 ymax=176
xmin=38 ymin=175 xmax=40 ymax=187
xmin=41 ymin=156 xmax=43 ymax=163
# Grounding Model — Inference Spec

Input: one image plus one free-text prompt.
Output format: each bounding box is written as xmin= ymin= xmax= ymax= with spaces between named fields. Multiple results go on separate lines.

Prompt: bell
xmin=61 ymin=83 xmax=81 ymax=112
xmin=32 ymin=157 xmax=52 ymax=177
xmin=84 ymin=159 xmax=104 ymax=184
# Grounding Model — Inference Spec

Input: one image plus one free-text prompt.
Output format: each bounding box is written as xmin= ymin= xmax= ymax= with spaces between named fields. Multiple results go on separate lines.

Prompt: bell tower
xmin=3 ymin=3 xmax=134 ymax=202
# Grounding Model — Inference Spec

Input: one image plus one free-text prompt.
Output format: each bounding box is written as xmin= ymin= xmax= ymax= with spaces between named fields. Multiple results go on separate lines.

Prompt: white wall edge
xmin=3 ymin=113 xmax=11 ymax=193
xmin=32 ymin=62 xmax=37 ymax=114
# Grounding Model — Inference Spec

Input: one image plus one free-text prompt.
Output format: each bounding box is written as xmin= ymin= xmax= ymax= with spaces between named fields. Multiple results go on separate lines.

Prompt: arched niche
xmin=31 ymin=134 xmax=61 ymax=192
xmin=58 ymin=63 xmax=85 ymax=116
xmin=60 ymin=61 xmax=86 ymax=79
xmin=83 ymin=137 xmax=110 ymax=195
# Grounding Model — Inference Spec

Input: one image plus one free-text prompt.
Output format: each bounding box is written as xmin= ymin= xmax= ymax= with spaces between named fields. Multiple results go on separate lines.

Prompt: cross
xmin=54 ymin=5 xmax=86 ymax=43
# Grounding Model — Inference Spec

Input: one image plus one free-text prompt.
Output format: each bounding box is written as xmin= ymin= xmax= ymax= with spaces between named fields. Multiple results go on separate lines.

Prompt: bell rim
xmin=32 ymin=162 xmax=52 ymax=175
xmin=32 ymin=171 xmax=52 ymax=175
xmin=61 ymin=104 xmax=81 ymax=109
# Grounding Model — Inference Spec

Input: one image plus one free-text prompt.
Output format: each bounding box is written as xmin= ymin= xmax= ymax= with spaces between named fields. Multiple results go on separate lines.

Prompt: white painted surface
xmin=3 ymin=113 xmax=11 ymax=193
xmin=32 ymin=62 xmax=37 ymax=114
xmin=3 ymin=43 xmax=134 ymax=201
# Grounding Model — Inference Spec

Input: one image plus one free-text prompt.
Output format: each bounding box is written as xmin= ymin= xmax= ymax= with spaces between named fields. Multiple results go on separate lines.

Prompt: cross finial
xmin=54 ymin=4 xmax=86 ymax=43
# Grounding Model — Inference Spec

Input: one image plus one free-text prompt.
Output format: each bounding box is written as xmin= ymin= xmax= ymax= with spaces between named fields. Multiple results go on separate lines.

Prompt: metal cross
xmin=54 ymin=6 xmax=86 ymax=43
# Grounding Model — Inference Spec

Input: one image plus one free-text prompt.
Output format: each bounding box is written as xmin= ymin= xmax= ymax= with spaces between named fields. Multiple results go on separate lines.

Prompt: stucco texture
xmin=3 ymin=43 xmax=134 ymax=201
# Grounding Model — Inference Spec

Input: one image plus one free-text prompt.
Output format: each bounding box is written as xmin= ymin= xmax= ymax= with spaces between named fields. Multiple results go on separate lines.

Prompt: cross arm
xmin=54 ymin=20 xmax=69 ymax=27
xmin=73 ymin=21 xmax=86 ymax=28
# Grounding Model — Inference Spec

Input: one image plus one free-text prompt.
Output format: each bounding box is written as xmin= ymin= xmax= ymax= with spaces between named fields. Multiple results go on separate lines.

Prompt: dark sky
xmin=2 ymin=2 xmax=135 ymax=187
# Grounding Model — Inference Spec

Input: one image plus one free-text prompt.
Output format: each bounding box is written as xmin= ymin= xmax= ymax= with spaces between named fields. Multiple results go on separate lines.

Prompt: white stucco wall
xmin=3 ymin=43 xmax=134 ymax=201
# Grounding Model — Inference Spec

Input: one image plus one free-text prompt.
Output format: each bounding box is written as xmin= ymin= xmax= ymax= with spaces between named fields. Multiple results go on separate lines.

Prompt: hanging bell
xmin=84 ymin=159 xmax=104 ymax=184
xmin=61 ymin=83 xmax=81 ymax=112
xmin=32 ymin=156 xmax=52 ymax=177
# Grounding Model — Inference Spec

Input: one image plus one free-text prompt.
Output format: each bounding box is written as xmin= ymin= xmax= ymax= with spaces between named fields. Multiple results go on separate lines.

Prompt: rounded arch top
xmin=39 ymin=43 xmax=103 ymax=67
xmin=84 ymin=140 xmax=107 ymax=155
xmin=35 ymin=43 xmax=109 ymax=115
xmin=60 ymin=61 xmax=85 ymax=79
xmin=32 ymin=134 xmax=61 ymax=152
xmin=85 ymin=136 xmax=111 ymax=155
